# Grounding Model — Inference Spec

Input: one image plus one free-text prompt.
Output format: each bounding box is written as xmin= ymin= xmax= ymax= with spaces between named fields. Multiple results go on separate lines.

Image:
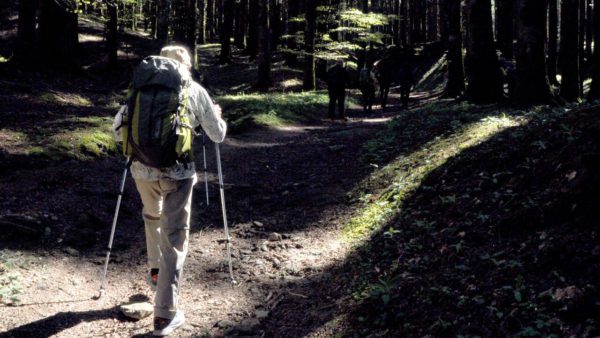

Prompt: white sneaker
xmin=153 ymin=311 xmax=185 ymax=336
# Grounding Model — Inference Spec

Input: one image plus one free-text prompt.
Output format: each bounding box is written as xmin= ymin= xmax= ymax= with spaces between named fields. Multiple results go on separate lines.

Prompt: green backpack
xmin=121 ymin=56 xmax=195 ymax=168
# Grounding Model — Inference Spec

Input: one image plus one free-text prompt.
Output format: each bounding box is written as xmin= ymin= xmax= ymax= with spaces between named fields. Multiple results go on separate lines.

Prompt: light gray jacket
xmin=113 ymin=79 xmax=227 ymax=181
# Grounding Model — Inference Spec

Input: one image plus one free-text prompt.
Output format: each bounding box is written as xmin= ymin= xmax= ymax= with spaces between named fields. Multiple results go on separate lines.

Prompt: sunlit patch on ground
xmin=39 ymin=91 xmax=93 ymax=107
xmin=79 ymin=33 xmax=103 ymax=43
xmin=343 ymin=111 xmax=527 ymax=241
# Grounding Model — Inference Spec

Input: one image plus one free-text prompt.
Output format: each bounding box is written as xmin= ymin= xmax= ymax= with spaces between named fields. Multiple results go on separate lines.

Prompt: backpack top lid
xmin=132 ymin=55 xmax=191 ymax=91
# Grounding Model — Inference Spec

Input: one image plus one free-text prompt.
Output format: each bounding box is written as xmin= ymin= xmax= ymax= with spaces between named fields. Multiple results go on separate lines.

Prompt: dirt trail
xmin=0 ymin=100 xmax=407 ymax=337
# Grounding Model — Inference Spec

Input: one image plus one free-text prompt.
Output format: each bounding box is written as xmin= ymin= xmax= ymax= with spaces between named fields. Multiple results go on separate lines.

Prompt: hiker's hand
xmin=213 ymin=104 xmax=222 ymax=117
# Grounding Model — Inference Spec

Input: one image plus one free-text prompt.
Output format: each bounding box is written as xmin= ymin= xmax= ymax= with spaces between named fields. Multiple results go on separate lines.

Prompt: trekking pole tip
xmin=92 ymin=288 xmax=105 ymax=300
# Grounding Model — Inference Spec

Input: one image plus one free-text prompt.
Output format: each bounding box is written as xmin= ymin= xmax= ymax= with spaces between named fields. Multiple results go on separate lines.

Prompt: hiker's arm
xmin=191 ymin=84 xmax=227 ymax=143
xmin=112 ymin=105 xmax=126 ymax=142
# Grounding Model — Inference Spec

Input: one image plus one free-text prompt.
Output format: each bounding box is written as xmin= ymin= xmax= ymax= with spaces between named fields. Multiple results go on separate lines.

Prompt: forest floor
xmin=2 ymin=15 xmax=600 ymax=338
xmin=0 ymin=18 xmax=422 ymax=338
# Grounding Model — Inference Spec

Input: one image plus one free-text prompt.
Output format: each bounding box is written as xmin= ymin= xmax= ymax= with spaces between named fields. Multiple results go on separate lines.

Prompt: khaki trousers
xmin=134 ymin=177 xmax=194 ymax=319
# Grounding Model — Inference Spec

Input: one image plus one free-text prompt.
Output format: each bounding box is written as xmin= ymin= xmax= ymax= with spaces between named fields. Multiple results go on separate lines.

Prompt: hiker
xmin=326 ymin=60 xmax=348 ymax=121
xmin=112 ymin=45 xmax=227 ymax=336
xmin=359 ymin=65 xmax=378 ymax=112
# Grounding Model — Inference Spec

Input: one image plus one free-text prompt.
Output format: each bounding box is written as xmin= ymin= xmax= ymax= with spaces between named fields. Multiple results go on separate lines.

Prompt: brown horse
xmin=373 ymin=48 xmax=416 ymax=109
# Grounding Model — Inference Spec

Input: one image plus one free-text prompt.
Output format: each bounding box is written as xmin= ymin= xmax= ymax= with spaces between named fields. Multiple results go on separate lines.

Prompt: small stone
xmin=253 ymin=221 xmax=264 ymax=227
xmin=44 ymin=227 xmax=51 ymax=236
xmin=255 ymin=310 xmax=270 ymax=319
xmin=261 ymin=244 xmax=269 ymax=252
xmin=120 ymin=302 xmax=153 ymax=320
xmin=238 ymin=318 xmax=260 ymax=334
xmin=295 ymin=244 xmax=303 ymax=249
xmin=216 ymin=319 xmax=235 ymax=328
xmin=64 ymin=247 xmax=79 ymax=256
xmin=268 ymin=233 xmax=283 ymax=242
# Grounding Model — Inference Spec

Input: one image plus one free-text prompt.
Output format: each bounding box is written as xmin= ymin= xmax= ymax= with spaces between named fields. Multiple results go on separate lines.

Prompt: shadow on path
xmin=1 ymin=306 xmax=120 ymax=338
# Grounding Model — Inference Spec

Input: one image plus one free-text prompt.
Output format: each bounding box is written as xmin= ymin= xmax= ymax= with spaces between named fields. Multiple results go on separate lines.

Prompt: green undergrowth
xmin=1 ymin=116 xmax=117 ymax=163
xmin=0 ymin=251 xmax=31 ymax=305
xmin=45 ymin=116 xmax=117 ymax=160
xmin=344 ymin=102 xmax=529 ymax=241
xmin=337 ymin=100 xmax=599 ymax=336
xmin=217 ymin=92 xmax=329 ymax=132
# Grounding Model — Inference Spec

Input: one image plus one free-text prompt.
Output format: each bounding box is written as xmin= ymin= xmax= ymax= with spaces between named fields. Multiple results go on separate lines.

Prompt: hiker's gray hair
xmin=160 ymin=45 xmax=193 ymax=69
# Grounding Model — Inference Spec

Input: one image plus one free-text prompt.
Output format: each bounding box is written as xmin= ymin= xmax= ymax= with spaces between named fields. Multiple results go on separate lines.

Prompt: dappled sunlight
xmin=344 ymin=113 xmax=528 ymax=240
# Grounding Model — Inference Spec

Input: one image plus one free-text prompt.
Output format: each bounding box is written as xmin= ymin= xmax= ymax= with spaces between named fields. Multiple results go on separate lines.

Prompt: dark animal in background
xmin=359 ymin=67 xmax=378 ymax=112
xmin=373 ymin=48 xmax=416 ymax=109
xmin=326 ymin=63 xmax=348 ymax=120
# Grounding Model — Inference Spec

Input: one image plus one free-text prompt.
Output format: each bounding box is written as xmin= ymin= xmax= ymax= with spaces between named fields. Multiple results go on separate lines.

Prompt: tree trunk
xmin=219 ymin=0 xmax=234 ymax=64
xmin=586 ymin=0 xmax=593 ymax=61
xmin=514 ymin=0 xmax=553 ymax=104
xmin=559 ymin=0 xmax=581 ymax=100
xmin=446 ymin=0 xmax=465 ymax=96
xmin=464 ymin=0 xmax=502 ymax=102
xmin=400 ymin=0 xmax=410 ymax=46
xmin=107 ymin=2 xmax=119 ymax=68
xmin=247 ymin=0 xmax=259 ymax=58
xmin=588 ymin=0 xmax=600 ymax=99
xmin=579 ymin=0 xmax=586 ymax=94
xmin=207 ymin=0 xmax=215 ymax=41
xmin=361 ymin=0 xmax=369 ymax=13
xmin=303 ymin=0 xmax=317 ymax=90
xmin=438 ymin=0 xmax=449 ymax=45
xmin=156 ymin=0 xmax=170 ymax=45
xmin=270 ymin=0 xmax=281 ymax=50
xmin=14 ymin=0 xmax=38 ymax=65
xmin=234 ymin=0 xmax=247 ymax=49
xmin=427 ymin=0 xmax=438 ymax=42
xmin=285 ymin=0 xmax=300 ymax=65
xmin=186 ymin=0 xmax=198 ymax=67
xmin=198 ymin=0 xmax=206 ymax=44
xmin=37 ymin=0 xmax=79 ymax=68
xmin=496 ymin=0 xmax=513 ymax=59
xmin=256 ymin=0 xmax=272 ymax=90
xmin=547 ymin=0 xmax=558 ymax=85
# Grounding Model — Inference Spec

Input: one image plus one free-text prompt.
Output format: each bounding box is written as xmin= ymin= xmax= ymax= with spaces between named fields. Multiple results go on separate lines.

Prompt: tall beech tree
xmin=38 ymin=0 xmax=79 ymax=67
xmin=219 ymin=0 xmax=234 ymax=64
xmin=14 ymin=0 xmax=38 ymax=65
xmin=496 ymin=0 xmax=513 ymax=59
xmin=256 ymin=0 xmax=272 ymax=89
xmin=514 ymin=0 xmax=553 ymax=104
xmin=589 ymin=0 xmax=600 ymax=99
xmin=303 ymin=0 xmax=317 ymax=90
xmin=559 ymin=0 xmax=581 ymax=100
xmin=446 ymin=0 xmax=465 ymax=97
xmin=464 ymin=0 xmax=502 ymax=102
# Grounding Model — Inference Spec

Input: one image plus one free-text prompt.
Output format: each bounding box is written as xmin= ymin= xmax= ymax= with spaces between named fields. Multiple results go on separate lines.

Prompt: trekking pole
xmin=215 ymin=143 xmax=237 ymax=287
xmin=201 ymin=130 xmax=210 ymax=206
xmin=94 ymin=156 xmax=132 ymax=300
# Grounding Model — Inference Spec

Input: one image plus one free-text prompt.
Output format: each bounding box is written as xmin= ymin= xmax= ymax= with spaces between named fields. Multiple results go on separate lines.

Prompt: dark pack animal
xmin=373 ymin=48 xmax=416 ymax=109
xmin=359 ymin=67 xmax=378 ymax=112
xmin=326 ymin=63 xmax=348 ymax=120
